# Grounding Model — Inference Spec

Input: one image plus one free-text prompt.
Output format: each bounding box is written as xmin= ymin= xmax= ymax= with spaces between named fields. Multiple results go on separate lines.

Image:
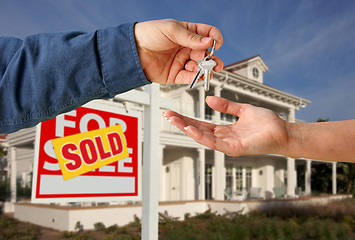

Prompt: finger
xmin=185 ymin=22 xmax=224 ymax=50
xmin=214 ymin=137 xmax=244 ymax=157
xmin=211 ymin=55 xmax=224 ymax=72
xmin=164 ymin=111 xmax=242 ymax=155
xmin=173 ymin=70 xmax=198 ymax=84
xmin=206 ymin=96 xmax=249 ymax=117
xmin=184 ymin=60 xmax=197 ymax=72
xmin=189 ymin=50 xmax=223 ymax=72
xmin=190 ymin=49 xmax=207 ymax=61
xmin=167 ymin=115 xmax=218 ymax=150
xmin=163 ymin=110 xmax=216 ymax=131
xmin=182 ymin=123 xmax=241 ymax=155
xmin=172 ymin=21 xmax=223 ymax=51
xmin=166 ymin=47 xmax=192 ymax=84
xmin=183 ymin=125 xmax=220 ymax=150
xmin=168 ymin=48 xmax=222 ymax=84
xmin=174 ymin=60 xmax=223 ymax=85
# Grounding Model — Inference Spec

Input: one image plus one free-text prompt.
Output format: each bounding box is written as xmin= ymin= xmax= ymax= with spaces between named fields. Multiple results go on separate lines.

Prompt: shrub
xmin=250 ymin=198 xmax=355 ymax=221
xmin=0 ymin=216 xmax=40 ymax=240
xmin=75 ymin=221 xmax=83 ymax=232
xmin=104 ymin=224 xmax=119 ymax=234
xmin=94 ymin=222 xmax=106 ymax=231
xmin=157 ymin=204 xmax=355 ymax=240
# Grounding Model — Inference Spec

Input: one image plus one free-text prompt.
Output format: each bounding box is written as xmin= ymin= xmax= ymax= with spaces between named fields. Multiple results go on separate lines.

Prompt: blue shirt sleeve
xmin=0 ymin=23 xmax=150 ymax=134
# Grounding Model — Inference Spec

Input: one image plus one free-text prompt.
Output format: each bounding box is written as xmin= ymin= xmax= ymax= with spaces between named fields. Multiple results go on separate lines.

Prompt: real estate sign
xmin=31 ymin=101 xmax=142 ymax=203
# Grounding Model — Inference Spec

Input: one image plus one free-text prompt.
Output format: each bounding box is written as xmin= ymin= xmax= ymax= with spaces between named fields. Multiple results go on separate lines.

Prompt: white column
xmin=198 ymin=148 xmax=205 ymax=200
xmin=211 ymin=85 xmax=224 ymax=200
xmin=232 ymin=166 xmax=236 ymax=197
xmin=10 ymin=147 xmax=17 ymax=203
xmin=265 ymin=160 xmax=275 ymax=199
xmin=287 ymin=158 xmax=296 ymax=196
xmin=213 ymin=151 xmax=225 ymax=200
xmin=332 ymin=162 xmax=337 ymax=194
xmin=142 ymin=83 xmax=160 ymax=240
xmin=198 ymin=86 xmax=205 ymax=119
xmin=305 ymin=160 xmax=312 ymax=195
xmin=213 ymin=85 xmax=221 ymax=123
xmin=159 ymin=145 xmax=166 ymax=201
xmin=242 ymin=167 xmax=246 ymax=189
xmin=279 ymin=169 xmax=285 ymax=187
xmin=286 ymin=108 xmax=297 ymax=196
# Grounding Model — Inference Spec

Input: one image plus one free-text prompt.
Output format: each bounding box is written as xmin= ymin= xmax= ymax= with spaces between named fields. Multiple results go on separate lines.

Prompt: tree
xmin=0 ymin=145 xmax=9 ymax=201
xmin=310 ymin=118 xmax=355 ymax=196
xmin=311 ymin=163 xmax=332 ymax=194
xmin=337 ymin=163 xmax=355 ymax=195
xmin=0 ymin=145 xmax=6 ymax=157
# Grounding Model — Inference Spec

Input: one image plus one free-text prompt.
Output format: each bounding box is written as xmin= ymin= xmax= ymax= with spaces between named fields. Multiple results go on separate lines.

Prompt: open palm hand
xmin=164 ymin=96 xmax=289 ymax=157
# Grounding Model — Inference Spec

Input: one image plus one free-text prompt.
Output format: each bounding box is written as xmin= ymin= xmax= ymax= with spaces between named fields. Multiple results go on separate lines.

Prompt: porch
xmin=159 ymin=143 xmax=339 ymax=202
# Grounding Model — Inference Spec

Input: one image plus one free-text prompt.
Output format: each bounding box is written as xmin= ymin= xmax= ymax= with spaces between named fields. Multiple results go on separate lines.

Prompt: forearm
xmin=0 ymin=23 xmax=150 ymax=134
xmin=283 ymin=120 xmax=355 ymax=162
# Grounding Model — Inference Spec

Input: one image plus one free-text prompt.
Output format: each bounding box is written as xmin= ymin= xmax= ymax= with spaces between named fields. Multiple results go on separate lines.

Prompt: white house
xmin=159 ymin=55 xmax=314 ymax=201
xmin=5 ymin=55 xmax=338 ymax=206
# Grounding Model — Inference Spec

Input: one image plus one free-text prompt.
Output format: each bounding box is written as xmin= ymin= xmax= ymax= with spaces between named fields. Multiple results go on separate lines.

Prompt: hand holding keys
xmin=189 ymin=40 xmax=217 ymax=91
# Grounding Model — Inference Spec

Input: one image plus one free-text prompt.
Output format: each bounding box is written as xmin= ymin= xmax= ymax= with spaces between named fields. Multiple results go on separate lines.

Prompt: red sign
xmin=31 ymin=101 xmax=141 ymax=203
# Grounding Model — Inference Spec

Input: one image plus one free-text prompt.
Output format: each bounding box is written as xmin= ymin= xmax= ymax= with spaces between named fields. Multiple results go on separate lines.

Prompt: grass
xmin=0 ymin=198 xmax=355 ymax=239
xmin=0 ymin=216 xmax=41 ymax=240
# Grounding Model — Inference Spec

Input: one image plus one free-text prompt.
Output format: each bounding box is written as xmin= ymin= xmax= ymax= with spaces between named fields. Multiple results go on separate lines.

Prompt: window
xmin=205 ymin=163 xmax=213 ymax=200
xmin=205 ymin=103 xmax=212 ymax=120
xmin=246 ymin=167 xmax=252 ymax=191
xmin=194 ymin=100 xmax=199 ymax=118
xmin=224 ymin=164 xmax=253 ymax=198
xmin=252 ymin=67 xmax=259 ymax=79
xmin=225 ymin=164 xmax=233 ymax=197
xmin=235 ymin=166 xmax=243 ymax=194
xmin=221 ymin=113 xmax=239 ymax=122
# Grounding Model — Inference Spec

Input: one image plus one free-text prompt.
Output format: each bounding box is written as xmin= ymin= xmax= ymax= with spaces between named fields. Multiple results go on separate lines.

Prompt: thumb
xmin=206 ymin=96 xmax=245 ymax=117
xmin=172 ymin=25 xmax=214 ymax=50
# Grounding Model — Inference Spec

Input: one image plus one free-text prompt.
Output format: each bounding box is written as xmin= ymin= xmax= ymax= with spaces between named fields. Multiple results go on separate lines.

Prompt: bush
xmin=0 ymin=216 xmax=40 ymax=240
xmin=94 ymin=222 xmax=106 ymax=231
xmin=250 ymin=198 xmax=355 ymax=221
xmin=158 ymin=202 xmax=355 ymax=240
xmin=1 ymin=199 xmax=355 ymax=239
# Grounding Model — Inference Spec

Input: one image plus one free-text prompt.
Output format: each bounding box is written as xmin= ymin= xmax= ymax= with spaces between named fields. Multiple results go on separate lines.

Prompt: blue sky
xmin=1 ymin=0 xmax=355 ymax=122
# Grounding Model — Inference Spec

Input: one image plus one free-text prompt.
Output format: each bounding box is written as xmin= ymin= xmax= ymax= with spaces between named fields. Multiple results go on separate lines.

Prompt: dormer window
xmin=252 ymin=67 xmax=259 ymax=79
xmin=224 ymin=55 xmax=268 ymax=83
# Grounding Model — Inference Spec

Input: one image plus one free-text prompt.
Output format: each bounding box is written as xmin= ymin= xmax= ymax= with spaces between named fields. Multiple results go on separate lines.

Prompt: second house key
xmin=199 ymin=58 xmax=216 ymax=91
xmin=189 ymin=58 xmax=204 ymax=90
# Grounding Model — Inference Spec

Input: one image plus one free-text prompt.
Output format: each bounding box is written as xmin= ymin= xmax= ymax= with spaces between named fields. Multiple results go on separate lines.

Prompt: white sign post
xmin=116 ymin=83 xmax=172 ymax=240
xmin=141 ymin=84 xmax=160 ymax=240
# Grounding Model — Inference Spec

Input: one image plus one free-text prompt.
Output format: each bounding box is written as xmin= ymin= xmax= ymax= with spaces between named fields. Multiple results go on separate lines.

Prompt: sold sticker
xmin=52 ymin=125 xmax=129 ymax=180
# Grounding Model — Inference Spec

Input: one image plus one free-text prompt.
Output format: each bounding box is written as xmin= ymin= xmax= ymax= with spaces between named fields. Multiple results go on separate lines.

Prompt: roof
xmin=213 ymin=70 xmax=310 ymax=109
xmin=224 ymin=55 xmax=269 ymax=73
xmin=0 ymin=135 xmax=7 ymax=145
xmin=224 ymin=55 xmax=260 ymax=68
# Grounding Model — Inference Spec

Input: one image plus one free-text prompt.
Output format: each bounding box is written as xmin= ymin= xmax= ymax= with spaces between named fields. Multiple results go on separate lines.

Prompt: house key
xmin=199 ymin=58 xmax=216 ymax=91
xmin=189 ymin=39 xmax=217 ymax=91
xmin=189 ymin=58 xmax=204 ymax=90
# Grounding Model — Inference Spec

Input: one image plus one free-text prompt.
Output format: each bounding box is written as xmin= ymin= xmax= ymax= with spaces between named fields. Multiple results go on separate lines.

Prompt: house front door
xmin=170 ymin=162 xmax=181 ymax=200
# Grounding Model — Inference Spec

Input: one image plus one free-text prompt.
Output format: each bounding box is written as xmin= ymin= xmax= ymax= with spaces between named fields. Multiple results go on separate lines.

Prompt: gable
xmin=224 ymin=55 xmax=269 ymax=83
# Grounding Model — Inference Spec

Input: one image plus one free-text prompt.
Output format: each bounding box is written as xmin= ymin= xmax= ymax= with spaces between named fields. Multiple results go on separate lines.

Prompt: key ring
xmin=206 ymin=39 xmax=216 ymax=60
